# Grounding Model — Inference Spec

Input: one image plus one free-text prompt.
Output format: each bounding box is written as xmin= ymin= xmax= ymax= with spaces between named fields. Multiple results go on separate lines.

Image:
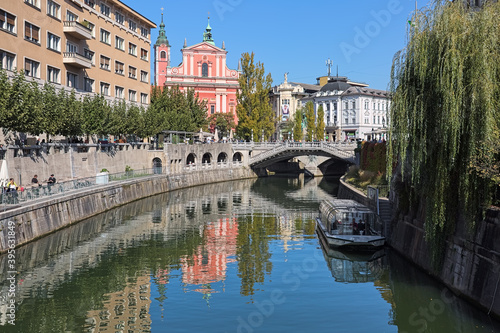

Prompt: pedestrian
xmin=47 ymin=174 xmax=56 ymax=185
xmin=32 ymin=174 xmax=41 ymax=187
xmin=6 ymin=178 xmax=17 ymax=192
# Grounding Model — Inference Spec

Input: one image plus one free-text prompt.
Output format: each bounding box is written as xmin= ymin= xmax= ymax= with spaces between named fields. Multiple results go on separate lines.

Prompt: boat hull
xmin=316 ymin=218 xmax=385 ymax=251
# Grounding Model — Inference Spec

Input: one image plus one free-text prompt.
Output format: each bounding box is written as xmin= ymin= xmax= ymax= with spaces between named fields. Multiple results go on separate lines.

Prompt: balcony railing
xmin=63 ymin=20 xmax=92 ymax=39
xmin=63 ymin=52 xmax=92 ymax=68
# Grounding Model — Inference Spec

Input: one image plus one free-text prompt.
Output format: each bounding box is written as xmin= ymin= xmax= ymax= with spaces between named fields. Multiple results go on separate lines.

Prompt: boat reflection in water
xmin=317 ymin=227 xmax=386 ymax=283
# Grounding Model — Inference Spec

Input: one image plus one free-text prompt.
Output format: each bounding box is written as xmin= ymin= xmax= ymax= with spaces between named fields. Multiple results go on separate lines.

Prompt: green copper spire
xmin=202 ymin=15 xmax=214 ymax=45
xmin=155 ymin=13 xmax=170 ymax=47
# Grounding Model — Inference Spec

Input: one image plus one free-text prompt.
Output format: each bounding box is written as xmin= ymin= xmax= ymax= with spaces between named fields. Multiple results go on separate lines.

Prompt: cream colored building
xmin=0 ymin=0 xmax=155 ymax=105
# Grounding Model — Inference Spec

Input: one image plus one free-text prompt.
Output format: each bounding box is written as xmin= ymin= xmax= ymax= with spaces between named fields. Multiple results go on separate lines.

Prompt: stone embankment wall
xmin=2 ymin=143 xmax=156 ymax=186
xmin=0 ymin=167 xmax=257 ymax=253
xmin=338 ymin=179 xmax=500 ymax=318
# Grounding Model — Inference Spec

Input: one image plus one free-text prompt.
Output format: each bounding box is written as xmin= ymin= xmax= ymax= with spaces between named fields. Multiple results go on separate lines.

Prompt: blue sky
xmin=123 ymin=0 xmax=432 ymax=91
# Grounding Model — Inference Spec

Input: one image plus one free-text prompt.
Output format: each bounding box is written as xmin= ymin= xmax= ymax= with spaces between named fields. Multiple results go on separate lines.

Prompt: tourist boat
xmin=316 ymin=199 xmax=385 ymax=250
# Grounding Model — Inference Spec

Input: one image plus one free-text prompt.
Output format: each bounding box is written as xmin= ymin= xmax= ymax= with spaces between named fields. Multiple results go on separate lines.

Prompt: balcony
xmin=63 ymin=21 xmax=92 ymax=40
xmin=63 ymin=52 xmax=92 ymax=68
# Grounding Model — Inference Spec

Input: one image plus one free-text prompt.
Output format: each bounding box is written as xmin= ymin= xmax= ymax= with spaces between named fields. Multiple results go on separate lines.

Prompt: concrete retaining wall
xmin=0 ymin=167 xmax=257 ymax=253
xmin=338 ymin=179 xmax=500 ymax=318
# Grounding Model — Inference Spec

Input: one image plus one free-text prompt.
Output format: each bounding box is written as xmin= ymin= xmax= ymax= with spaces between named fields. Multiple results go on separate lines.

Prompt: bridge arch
xmin=186 ymin=153 xmax=196 ymax=165
xmin=233 ymin=152 xmax=242 ymax=162
xmin=217 ymin=152 xmax=228 ymax=163
xmin=202 ymin=152 xmax=212 ymax=164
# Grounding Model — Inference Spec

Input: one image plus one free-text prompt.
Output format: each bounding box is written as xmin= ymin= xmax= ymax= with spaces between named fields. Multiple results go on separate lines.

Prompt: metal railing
xmin=0 ymin=168 xmax=164 ymax=212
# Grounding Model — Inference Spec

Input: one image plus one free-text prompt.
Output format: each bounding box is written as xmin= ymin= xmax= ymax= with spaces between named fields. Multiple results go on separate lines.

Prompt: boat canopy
xmin=319 ymin=199 xmax=383 ymax=236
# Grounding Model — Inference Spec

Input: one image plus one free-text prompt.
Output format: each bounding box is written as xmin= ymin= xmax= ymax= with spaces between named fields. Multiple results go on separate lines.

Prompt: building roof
xmin=115 ymin=0 xmax=157 ymax=28
xmin=290 ymin=82 xmax=321 ymax=93
xmin=320 ymin=76 xmax=352 ymax=92
xmin=342 ymin=86 xmax=390 ymax=97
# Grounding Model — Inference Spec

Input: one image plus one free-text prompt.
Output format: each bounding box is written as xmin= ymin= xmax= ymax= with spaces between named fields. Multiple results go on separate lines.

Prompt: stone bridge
xmin=163 ymin=141 xmax=357 ymax=177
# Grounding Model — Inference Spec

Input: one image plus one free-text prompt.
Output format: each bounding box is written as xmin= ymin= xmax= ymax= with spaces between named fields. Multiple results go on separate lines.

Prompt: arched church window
xmin=202 ymin=63 xmax=208 ymax=77
xmin=160 ymin=51 xmax=166 ymax=59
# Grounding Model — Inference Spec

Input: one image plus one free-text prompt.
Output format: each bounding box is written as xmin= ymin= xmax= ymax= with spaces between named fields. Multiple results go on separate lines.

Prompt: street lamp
xmin=251 ymin=129 xmax=253 ymax=142
xmin=261 ymin=129 xmax=264 ymax=143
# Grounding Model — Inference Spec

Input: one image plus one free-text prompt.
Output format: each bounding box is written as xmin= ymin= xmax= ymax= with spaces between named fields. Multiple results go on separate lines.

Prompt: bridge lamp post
xmin=261 ymin=129 xmax=264 ymax=143
xmin=251 ymin=129 xmax=253 ymax=142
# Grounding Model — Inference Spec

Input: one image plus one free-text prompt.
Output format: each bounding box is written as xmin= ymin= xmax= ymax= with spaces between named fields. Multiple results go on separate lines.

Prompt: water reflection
xmin=0 ymin=176 xmax=498 ymax=332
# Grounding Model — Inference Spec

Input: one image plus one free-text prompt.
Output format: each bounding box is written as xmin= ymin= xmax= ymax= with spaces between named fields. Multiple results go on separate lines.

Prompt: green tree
xmin=59 ymin=90 xmax=82 ymax=138
xmin=236 ymin=52 xmax=274 ymax=142
xmin=315 ymin=105 xmax=325 ymax=141
xmin=388 ymin=0 xmax=500 ymax=262
xmin=81 ymin=94 xmax=111 ymax=140
xmin=208 ymin=112 xmax=236 ymax=138
xmin=293 ymin=108 xmax=303 ymax=142
xmin=305 ymin=101 xmax=315 ymax=142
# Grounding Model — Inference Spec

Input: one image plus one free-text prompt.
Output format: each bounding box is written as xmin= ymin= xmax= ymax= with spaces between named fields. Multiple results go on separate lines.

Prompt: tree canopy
xmin=388 ymin=0 xmax=500 ymax=259
xmin=236 ymin=52 xmax=274 ymax=142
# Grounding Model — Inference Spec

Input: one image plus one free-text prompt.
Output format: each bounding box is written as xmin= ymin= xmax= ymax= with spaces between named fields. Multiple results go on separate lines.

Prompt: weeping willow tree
xmin=388 ymin=0 xmax=500 ymax=262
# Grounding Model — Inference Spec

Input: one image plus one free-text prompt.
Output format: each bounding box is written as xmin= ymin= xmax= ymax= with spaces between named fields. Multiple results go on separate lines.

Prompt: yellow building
xmin=0 ymin=0 xmax=155 ymax=105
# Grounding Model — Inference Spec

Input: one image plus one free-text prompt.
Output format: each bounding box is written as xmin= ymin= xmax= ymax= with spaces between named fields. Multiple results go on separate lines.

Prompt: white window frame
xmin=67 ymin=71 xmax=78 ymax=88
xmin=100 ymin=2 xmax=110 ymax=17
xmin=115 ymin=36 xmax=124 ymax=51
xmin=0 ymin=50 xmax=16 ymax=71
xmin=115 ymin=86 xmax=124 ymax=99
xmin=115 ymin=60 xmax=124 ymax=75
xmin=140 ymin=26 xmax=148 ymax=38
xmin=100 ymin=82 xmax=110 ymax=96
xmin=128 ymin=66 xmax=136 ymax=79
xmin=0 ymin=9 xmax=16 ymax=34
xmin=128 ymin=42 xmax=136 ymax=56
xmin=100 ymin=55 xmax=110 ymax=70
xmin=84 ymin=48 xmax=94 ymax=64
xmin=66 ymin=41 xmax=78 ymax=53
xmin=84 ymin=77 xmax=94 ymax=92
xmin=140 ymin=93 xmax=147 ymax=104
xmin=128 ymin=89 xmax=136 ymax=102
xmin=47 ymin=32 xmax=61 ymax=51
xmin=140 ymin=48 xmax=148 ymax=61
xmin=24 ymin=21 xmax=40 ymax=44
xmin=115 ymin=11 xmax=124 ymax=25
xmin=24 ymin=58 xmax=40 ymax=78
xmin=128 ymin=19 xmax=136 ymax=32
xmin=84 ymin=0 xmax=95 ymax=8
xmin=66 ymin=10 xmax=78 ymax=22
xmin=47 ymin=0 xmax=61 ymax=19
xmin=47 ymin=65 xmax=60 ymax=83
xmin=140 ymin=70 xmax=148 ymax=83
xmin=25 ymin=0 xmax=40 ymax=9
xmin=100 ymin=28 xmax=110 ymax=44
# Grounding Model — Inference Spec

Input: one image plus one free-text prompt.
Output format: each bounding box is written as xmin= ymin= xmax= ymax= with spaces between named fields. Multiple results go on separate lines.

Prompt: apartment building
xmin=0 ymin=0 xmax=155 ymax=105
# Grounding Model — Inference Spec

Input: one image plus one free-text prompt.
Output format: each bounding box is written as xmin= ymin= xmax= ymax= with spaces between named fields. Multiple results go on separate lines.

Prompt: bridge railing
xmin=248 ymin=141 xmax=356 ymax=166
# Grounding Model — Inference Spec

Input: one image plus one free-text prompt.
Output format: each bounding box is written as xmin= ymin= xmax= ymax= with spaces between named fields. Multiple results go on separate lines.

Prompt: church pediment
xmin=184 ymin=42 xmax=226 ymax=53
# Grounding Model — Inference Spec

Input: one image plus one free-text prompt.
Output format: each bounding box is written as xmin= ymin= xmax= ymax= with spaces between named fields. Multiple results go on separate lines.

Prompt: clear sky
xmin=123 ymin=0 xmax=432 ymax=91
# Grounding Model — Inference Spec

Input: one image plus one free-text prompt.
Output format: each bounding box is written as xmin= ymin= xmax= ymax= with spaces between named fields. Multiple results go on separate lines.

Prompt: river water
xmin=0 ymin=176 xmax=499 ymax=333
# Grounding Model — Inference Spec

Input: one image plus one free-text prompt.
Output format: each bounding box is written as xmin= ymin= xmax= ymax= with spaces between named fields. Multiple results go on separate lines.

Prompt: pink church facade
xmin=154 ymin=16 xmax=240 ymax=122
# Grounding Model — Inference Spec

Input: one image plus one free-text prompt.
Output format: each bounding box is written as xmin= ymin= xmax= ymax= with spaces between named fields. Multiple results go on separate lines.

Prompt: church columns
xmin=222 ymin=94 xmax=227 ymax=113
xmin=216 ymin=93 xmax=220 ymax=112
